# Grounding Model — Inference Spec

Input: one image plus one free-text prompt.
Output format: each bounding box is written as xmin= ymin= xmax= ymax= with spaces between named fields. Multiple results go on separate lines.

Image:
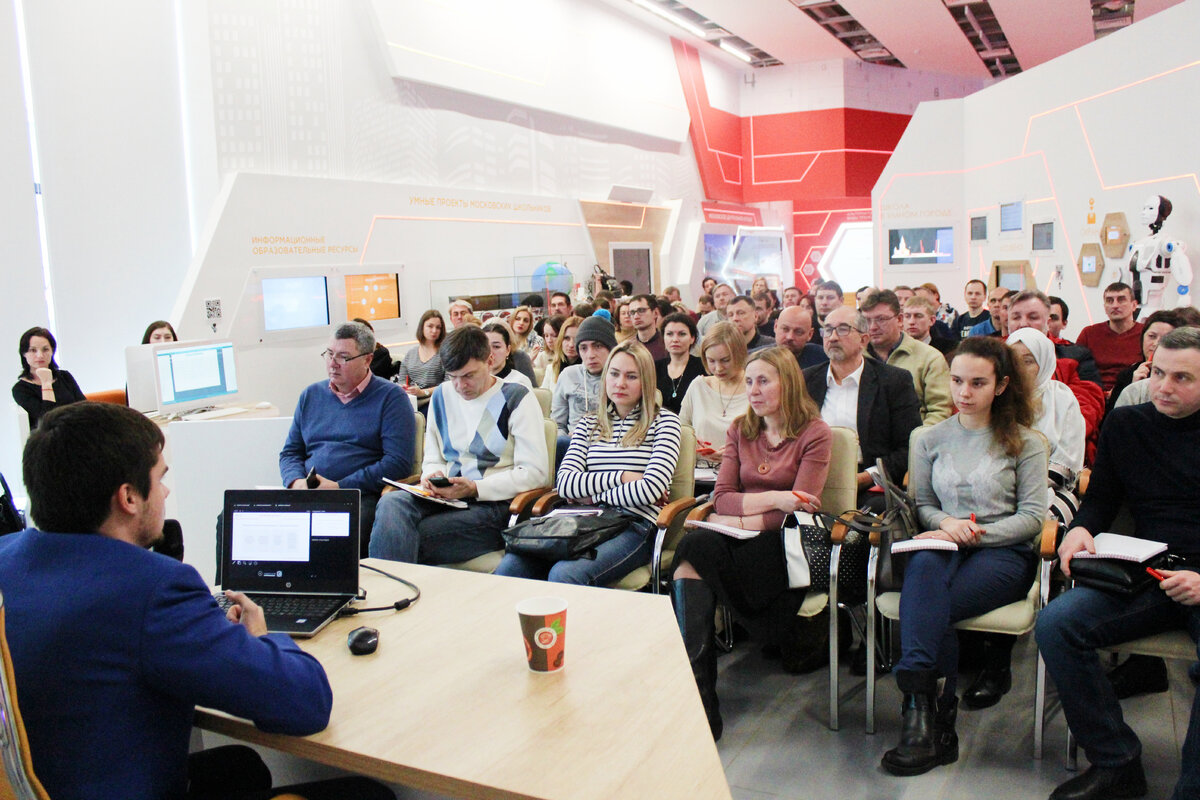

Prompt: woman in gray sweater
xmin=882 ymin=336 xmax=1047 ymax=777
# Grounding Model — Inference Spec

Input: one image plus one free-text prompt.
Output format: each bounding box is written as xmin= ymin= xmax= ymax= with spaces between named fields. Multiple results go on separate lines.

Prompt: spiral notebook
xmin=1071 ymin=532 xmax=1167 ymax=563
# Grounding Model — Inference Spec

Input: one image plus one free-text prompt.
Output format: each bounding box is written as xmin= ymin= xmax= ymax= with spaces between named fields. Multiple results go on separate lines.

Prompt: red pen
xmin=1147 ymin=566 xmax=1167 ymax=581
xmin=969 ymin=513 xmax=976 ymax=523
xmin=792 ymin=490 xmax=812 ymax=504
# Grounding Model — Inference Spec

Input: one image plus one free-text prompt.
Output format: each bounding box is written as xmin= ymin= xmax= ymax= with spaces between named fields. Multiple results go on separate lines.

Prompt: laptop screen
xmin=222 ymin=489 xmax=360 ymax=595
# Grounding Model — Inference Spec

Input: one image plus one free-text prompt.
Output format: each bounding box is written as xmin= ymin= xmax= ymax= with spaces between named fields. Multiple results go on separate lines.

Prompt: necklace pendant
xmin=757 ymin=462 xmax=770 ymax=475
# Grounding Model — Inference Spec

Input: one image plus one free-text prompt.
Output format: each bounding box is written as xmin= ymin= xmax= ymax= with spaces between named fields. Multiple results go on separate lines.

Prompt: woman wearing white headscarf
xmin=962 ymin=327 xmax=1089 ymax=712
xmin=1006 ymin=327 xmax=1085 ymax=486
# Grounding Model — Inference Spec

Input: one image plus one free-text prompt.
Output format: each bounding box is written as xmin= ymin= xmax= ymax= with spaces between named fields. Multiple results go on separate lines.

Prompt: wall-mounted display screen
xmin=1032 ymin=222 xmax=1054 ymax=251
xmin=888 ymin=227 xmax=954 ymax=265
xmin=344 ymin=273 xmax=400 ymax=321
xmin=262 ymin=276 xmax=331 ymax=331
xmin=970 ymin=216 xmax=987 ymax=241
xmin=1000 ymin=202 xmax=1023 ymax=232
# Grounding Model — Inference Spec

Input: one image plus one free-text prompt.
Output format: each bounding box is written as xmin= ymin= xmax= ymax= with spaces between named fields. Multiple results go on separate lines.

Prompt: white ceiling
xmin=623 ymin=0 xmax=1187 ymax=76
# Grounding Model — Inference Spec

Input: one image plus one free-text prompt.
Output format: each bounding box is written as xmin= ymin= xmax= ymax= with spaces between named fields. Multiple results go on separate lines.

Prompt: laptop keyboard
xmin=215 ymin=594 xmax=345 ymax=618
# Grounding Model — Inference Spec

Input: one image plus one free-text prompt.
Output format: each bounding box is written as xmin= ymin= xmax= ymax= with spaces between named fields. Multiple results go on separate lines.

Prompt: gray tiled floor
xmin=716 ymin=634 xmax=1192 ymax=800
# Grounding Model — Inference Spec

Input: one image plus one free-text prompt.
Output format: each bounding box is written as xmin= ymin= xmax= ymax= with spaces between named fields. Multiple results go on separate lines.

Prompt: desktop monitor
xmin=262 ymin=275 xmax=331 ymax=332
xmin=124 ymin=344 xmax=160 ymax=413
xmin=153 ymin=340 xmax=241 ymax=416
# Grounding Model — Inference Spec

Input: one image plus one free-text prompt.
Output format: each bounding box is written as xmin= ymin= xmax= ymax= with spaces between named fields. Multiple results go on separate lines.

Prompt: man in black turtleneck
xmin=1038 ymin=326 xmax=1200 ymax=800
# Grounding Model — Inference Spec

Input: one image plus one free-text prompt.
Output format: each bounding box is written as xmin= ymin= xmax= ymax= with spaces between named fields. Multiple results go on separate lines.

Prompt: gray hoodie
xmin=551 ymin=364 xmax=603 ymax=436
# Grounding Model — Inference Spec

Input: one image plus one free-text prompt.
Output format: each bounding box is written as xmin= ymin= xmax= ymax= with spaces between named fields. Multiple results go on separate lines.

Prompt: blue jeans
xmin=493 ymin=516 xmax=655 ymax=586
xmin=1037 ymin=579 xmax=1200 ymax=798
xmin=367 ymin=491 xmax=509 ymax=565
xmin=896 ymin=545 xmax=1036 ymax=695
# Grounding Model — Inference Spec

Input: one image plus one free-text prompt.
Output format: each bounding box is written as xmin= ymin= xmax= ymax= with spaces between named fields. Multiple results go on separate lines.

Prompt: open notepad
xmin=684 ymin=519 xmax=759 ymax=540
xmin=383 ymin=478 xmax=469 ymax=509
xmin=891 ymin=538 xmax=958 ymax=554
xmin=1072 ymin=532 xmax=1167 ymax=563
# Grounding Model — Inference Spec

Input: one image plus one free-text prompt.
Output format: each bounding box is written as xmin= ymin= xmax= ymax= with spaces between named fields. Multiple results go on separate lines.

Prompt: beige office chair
xmin=447 ymin=418 xmax=558 ymax=573
xmin=685 ymin=426 xmax=859 ymax=728
xmin=379 ymin=413 xmax=426 ymax=490
xmin=523 ymin=424 xmax=700 ymax=592
xmin=533 ymin=366 xmax=545 ymax=386
xmin=0 ymin=591 xmax=51 ymax=800
xmin=864 ymin=427 xmax=1057 ymax=759
xmin=531 ymin=388 xmax=552 ymax=418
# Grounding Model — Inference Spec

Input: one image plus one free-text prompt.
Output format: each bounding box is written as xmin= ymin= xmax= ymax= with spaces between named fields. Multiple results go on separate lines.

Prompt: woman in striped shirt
xmin=494 ymin=339 xmax=681 ymax=585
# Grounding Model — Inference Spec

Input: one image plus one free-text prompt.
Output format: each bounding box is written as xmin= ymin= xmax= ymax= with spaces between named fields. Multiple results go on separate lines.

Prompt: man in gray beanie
xmin=550 ymin=316 xmax=616 ymax=464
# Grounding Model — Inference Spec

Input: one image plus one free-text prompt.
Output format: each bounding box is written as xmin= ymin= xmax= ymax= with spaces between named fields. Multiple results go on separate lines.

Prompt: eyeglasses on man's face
xmin=320 ymin=349 xmax=370 ymax=365
xmin=821 ymin=324 xmax=858 ymax=338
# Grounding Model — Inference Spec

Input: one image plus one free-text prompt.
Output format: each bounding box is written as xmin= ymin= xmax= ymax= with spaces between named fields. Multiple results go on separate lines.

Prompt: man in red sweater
xmin=1077 ymin=282 xmax=1144 ymax=393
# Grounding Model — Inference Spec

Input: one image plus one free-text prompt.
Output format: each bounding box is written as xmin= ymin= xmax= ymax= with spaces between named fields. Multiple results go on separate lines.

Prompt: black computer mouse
xmin=347 ymin=626 xmax=379 ymax=655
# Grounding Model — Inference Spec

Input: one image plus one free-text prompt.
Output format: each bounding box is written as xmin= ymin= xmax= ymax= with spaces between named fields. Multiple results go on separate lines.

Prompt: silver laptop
xmin=218 ymin=489 xmax=360 ymax=637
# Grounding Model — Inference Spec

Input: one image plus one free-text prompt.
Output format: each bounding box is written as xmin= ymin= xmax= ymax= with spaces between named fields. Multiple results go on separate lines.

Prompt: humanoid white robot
xmin=1120 ymin=195 xmax=1192 ymax=316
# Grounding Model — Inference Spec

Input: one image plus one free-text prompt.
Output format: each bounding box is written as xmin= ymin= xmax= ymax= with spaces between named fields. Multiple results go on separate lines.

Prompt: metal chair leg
xmin=715 ymin=604 xmax=734 ymax=653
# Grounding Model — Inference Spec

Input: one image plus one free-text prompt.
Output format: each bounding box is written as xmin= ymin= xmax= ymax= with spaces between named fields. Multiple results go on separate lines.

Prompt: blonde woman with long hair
xmin=679 ymin=321 xmax=750 ymax=464
xmin=509 ymin=305 xmax=542 ymax=357
xmin=494 ymin=339 xmax=681 ymax=585
xmin=540 ymin=315 xmax=582 ymax=389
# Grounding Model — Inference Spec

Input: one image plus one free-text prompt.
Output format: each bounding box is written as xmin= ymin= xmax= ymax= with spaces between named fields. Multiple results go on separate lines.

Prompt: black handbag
xmin=1071 ymin=553 xmax=1181 ymax=597
xmin=502 ymin=506 xmax=635 ymax=561
xmin=781 ymin=512 xmax=870 ymax=602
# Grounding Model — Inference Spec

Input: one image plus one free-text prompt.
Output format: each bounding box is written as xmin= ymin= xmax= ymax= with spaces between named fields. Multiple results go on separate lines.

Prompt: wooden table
xmin=196 ymin=560 xmax=731 ymax=800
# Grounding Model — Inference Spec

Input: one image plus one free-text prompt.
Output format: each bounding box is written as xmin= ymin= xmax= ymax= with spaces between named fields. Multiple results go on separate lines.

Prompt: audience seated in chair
xmin=550 ymin=316 xmax=615 ymax=462
xmin=12 ymin=326 xmax=86 ymax=431
xmin=803 ymin=305 xmax=921 ymax=511
xmin=276 ymin=322 xmax=416 ymax=556
xmin=860 ymin=290 xmax=952 ymax=425
xmin=671 ymin=347 xmax=833 ymax=741
xmin=678 ymin=322 xmax=750 ymax=469
xmin=1007 ymin=290 xmax=1105 ymax=463
xmin=369 ymin=325 xmax=548 ymax=565
xmin=879 ymin=336 xmax=1047 ymax=777
xmin=495 ymin=340 xmax=681 ymax=586
xmin=954 ymin=328 xmax=1088 ymax=711
xmin=1036 ymin=327 xmax=1200 ymax=800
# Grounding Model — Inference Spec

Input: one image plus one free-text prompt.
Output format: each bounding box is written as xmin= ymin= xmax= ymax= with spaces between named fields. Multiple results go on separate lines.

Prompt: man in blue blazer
xmin=803 ymin=305 xmax=923 ymax=508
xmin=0 ymin=403 xmax=386 ymax=800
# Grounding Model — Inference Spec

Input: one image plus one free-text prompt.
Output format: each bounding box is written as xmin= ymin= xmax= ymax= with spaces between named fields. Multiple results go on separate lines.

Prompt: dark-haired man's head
xmin=24 ymin=403 xmax=166 ymax=541
xmin=441 ymin=325 xmax=495 ymax=400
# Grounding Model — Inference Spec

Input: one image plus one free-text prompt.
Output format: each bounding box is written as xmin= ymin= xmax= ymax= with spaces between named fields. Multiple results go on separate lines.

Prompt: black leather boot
xmin=882 ymin=670 xmax=951 ymax=776
xmin=934 ymin=694 xmax=959 ymax=765
xmin=672 ymin=579 xmax=722 ymax=741
xmin=962 ymin=633 xmax=1015 ymax=709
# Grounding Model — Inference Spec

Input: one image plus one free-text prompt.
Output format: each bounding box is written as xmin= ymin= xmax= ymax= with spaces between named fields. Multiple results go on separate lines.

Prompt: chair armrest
xmin=657 ymin=496 xmax=700 ymax=528
xmin=531 ymin=491 xmax=565 ymax=516
xmin=1077 ymin=468 xmax=1091 ymax=496
xmin=830 ymin=516 xmax=850 ymax=545
xmin=686 ymin=501 xmax=714 ymax=522
xmin=509 ymin=487 xmax=553 ymax=516
xmin=868 ymin=529 xmax=882 ymax=547
xmin=1039 ymin=519 xmax=1058 ymax=560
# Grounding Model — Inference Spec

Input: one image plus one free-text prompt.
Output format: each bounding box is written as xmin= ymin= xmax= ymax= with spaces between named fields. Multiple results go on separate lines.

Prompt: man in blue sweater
xmin=279 ymin=321 xmax=416 ymax=555
xmin=0 ymin=402 xmax=394 ymax=799
xmin=1037 ymin=327 xmax=1200 ymax=800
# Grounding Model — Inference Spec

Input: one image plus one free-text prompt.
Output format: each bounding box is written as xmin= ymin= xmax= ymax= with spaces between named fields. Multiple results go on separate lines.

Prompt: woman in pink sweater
xmin=671 ymin=347 xmax=831 ymax=740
